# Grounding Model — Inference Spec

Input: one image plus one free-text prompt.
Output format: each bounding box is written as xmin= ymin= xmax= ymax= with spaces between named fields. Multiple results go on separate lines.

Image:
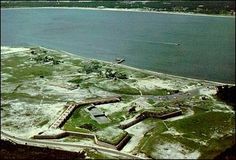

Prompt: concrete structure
xmin=32 ymin=130 xmax=131 ymax=151
xmin=50 ymin=104 xmax=76 ymax=129
xmin=49 ymin=96 xmax=121 ymax=129
xmin=119 ymin=110 xmax=182 ymax=129
xmin=86 ymin=105 xmax=109 ymax=124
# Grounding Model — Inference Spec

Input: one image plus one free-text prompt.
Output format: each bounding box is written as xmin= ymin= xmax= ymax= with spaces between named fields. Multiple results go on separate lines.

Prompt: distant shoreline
xmin=30 ymin=46 xmax=234 ymax=86
xmin=1 ymin=7 xmax=235 ymax=18
xmin=1 ymin=45 xmax=235 ymax=85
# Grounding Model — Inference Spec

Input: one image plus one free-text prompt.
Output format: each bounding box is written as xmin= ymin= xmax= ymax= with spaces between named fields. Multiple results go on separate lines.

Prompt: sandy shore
xmin=32 ymin=46 xmax=232 ymax=86
xmin=1 ymin=7 xmax=235 ymax=18
xmin=1 ymin=45 xmax=232 ymax=85
xmin=1 ymin=46 xmax=30 ymax=54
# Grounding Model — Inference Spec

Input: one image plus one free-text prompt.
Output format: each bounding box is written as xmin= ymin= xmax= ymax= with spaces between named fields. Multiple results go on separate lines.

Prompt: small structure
xmin=86 ymin=105 xmax=109 ymax=124
xmin=49 ymin=96 xmax=121 ymax=129
xmin=119 ymin=110 xmax=182 ymax=129
xmin=115 ymin=58 xmax=125 ymax=64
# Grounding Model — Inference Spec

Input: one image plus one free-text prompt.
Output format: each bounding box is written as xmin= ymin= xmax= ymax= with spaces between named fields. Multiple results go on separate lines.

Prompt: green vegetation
xmin=68 ymin=76 xmax=84 ymax=84
xmin=63 ymin=107 xmax=128 ymax=133
xmin=114 ymin=67 xmax=151 ymax=79
xmin=137 ymin=111 xmax=235 ymax=159
xmin=33 ymin=54 xmax=63 ymax=65
xmin=95 ymin=79 xmax=176 ymax=95
xmin=199 ymin=135 xmax=235 ymax=159
xmin=81 ymin=60 xmax=102 ymax=74
xmin=147 ymin=98 xmax=156 ymax=105
xmin=63 ymin=107 xmax=128 ymax=145
xmin=190 ymin=95 xmax=220 ymax=113
xmin=1 ymin=46 xmax=235 ymax=159
xmin=108 ymin=111 xmax=127 ymax=123
xmin=96 ymin=126 xmax=127 ymax=145
xmin=84 ymin=148 xmax=117 ymax=159
xmin=136 ymin=120 xmax=168 ymax=153
xmin=2 ymin=55 xmax=26 ymax=68
xmin=96 ymin=82 xmax=140 ymax=95
xmin=2 ymin=51 xmax=57 ymax=83
xmin=1 ymin=1 xmax=235 ymax=15
xmin=1 ymin=92 xmax=61 ymax=104
xmin=37 ymin=119 xmax=50 ymax=127
xmin=63 ymin=108 xmax=100 ymax=133
xmin=166 ymin=111 xmax=235 ymax=140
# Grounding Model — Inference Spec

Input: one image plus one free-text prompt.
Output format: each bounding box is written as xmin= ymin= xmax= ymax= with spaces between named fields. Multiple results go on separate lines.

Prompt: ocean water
xmin=1 ymin=8 xmax=235 ymax=83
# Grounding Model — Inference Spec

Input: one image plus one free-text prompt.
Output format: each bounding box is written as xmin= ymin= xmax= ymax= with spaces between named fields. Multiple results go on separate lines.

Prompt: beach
xmin=1 ymin=7 xmax=235 ymax=18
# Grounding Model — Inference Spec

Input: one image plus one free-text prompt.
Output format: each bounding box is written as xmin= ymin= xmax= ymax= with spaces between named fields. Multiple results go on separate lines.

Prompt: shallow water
xmin=1 ymin=8 xmax=235 ymax=83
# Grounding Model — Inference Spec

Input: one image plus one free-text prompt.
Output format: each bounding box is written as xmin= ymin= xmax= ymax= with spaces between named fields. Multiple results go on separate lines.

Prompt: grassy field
xmin=1 ymin=46 xmax=235 ymax=159
xmin=136 ymin=103 xmax=235 ymax=159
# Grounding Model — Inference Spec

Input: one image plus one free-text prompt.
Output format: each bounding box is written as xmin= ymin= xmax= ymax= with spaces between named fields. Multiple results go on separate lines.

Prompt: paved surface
xmin=1 ymin=131 xmax=147 ymax=159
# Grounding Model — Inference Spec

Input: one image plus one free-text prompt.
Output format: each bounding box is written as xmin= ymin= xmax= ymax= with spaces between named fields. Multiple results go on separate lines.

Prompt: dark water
xmin=1 ymin=9 xmax=235 ymax=83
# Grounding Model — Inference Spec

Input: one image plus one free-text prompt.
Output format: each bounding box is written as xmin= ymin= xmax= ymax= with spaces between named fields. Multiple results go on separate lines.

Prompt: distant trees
xmin=82 ymin=61 xmax=102 ymax=74
xmin=33 ymin=54 xmax=63 ymax=65
xmin=1 ymin=1 xmax=235 ymax=15
xmin=81 ymin=60 xmax=128 ymax=79
xmin=104 ymin=68 xmax=127 ymax=79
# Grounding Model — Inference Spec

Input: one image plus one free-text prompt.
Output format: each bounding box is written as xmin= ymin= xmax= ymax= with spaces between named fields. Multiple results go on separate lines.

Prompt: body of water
xmin=1 ymin=8 xmax=235 ymax=83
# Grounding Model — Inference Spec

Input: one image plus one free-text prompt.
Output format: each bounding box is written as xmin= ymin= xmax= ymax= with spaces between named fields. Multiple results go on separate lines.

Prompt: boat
xmin=115 ymin=58 xmax=125 ymax=64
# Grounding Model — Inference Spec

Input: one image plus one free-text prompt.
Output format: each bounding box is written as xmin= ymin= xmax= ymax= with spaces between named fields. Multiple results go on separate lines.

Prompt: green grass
xmin=2 ymin=56 xmax=27 ymax=68
xmin=198 ymin=135 xmax=235 ymax=159
xmin=17 ymin=65 xmax=53 ymax=77
xmin=166 ymin=111 xmax=235 ymax=140
xmin=69 ymin=59 xmax=83 ymax=66
xmin=96 ymin=127 xmax=127 ymax=145
xmin=3 ymin=64 xmax=54 ymax=83
xmin=1 ymin=104 xmax=11 ymax=118
xmin=37 ymin=119 xmax=50 ymax=127
xmin=108 ymin=111 xmax=127 ymax=123
xmin=120 ymin=95 xmax=136 ymax=102
xmin=63 ymin=107 xmax=129 ymax=133
xmin=192 ymin=98 xmax=215 ymax=112
xmin=136 ymin=111 xmax=235 ymax=158
xmin=95 ymin=80 xmax=140 ymax=95
xmin=68 ymin=76 xmax=84 ymax=84
xmin=2 ymin=47 xmax=235 ymax=159
xmin=140 ymin=133 xmax=200 ymax=158
xmin=69 ymin=75 xmax=105 ymax=89
xmin=147 ymin=98 xmax=156 ymax=105
xmin=153 ymin=100 xmax=186 ymax=108
xmin=142 ymin=88 xmax=176 ymax=96
xmin=63 ymin=107 xmax=115 ymax=133
xmin=96 ymin=79 xmax=175 ymax=95
xmin=113 ymin=67 xmax=151 ymax=79
xmin=136 ymin=120 xmax=168 ymax=154
xmin=1 ymin=92 xmax=61 ymax=103
xmin=63 ymin=108 xmax=99 ymax=133
xmin=108 ymin=86 xmax=140 ymax=95
xmin=84 ymin=148 xmax=117 ymax=159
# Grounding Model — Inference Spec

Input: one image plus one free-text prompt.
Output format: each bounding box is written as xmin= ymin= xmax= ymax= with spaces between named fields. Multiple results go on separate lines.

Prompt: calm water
xmin=1 ymin=9 xmax=235 ymax=83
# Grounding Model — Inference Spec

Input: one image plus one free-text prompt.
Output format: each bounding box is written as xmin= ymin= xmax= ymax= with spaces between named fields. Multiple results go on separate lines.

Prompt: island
xmin=1 ymin=46 xmax=235 ymax=159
